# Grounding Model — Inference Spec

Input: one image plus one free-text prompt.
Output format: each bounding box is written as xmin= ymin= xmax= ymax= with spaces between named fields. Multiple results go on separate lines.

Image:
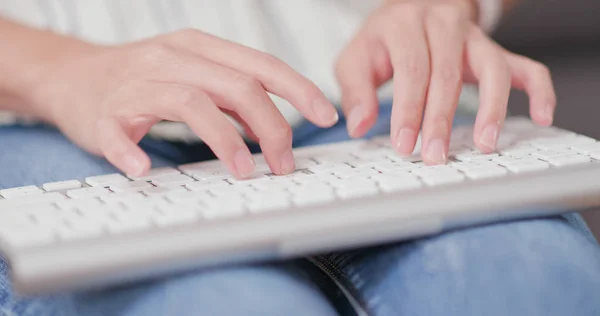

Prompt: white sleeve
xmin=477 ymin=0 xmax=504 ymax=33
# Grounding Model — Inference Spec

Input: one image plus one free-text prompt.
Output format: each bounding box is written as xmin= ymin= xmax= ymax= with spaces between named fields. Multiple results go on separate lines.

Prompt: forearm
xmin=0 ymin=17 xmax=96 ymax=118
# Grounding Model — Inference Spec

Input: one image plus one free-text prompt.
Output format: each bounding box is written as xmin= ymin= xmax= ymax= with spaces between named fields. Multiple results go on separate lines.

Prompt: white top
xmin=0 ymin=0 xmax=479 ymax=140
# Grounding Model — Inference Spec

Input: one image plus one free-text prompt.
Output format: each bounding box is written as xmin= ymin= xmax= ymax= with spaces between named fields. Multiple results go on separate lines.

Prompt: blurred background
xmin=493 ymin=0 xmax=600 ymax=238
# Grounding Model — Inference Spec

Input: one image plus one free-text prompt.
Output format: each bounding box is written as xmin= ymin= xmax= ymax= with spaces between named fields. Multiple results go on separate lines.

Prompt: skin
xmin=0 ymin=0 xmax=556 ymax=178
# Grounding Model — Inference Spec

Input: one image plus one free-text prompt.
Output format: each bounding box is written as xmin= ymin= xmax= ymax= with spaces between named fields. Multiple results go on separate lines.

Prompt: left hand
xmin=335 ymin=0 xmax=556 ymax=164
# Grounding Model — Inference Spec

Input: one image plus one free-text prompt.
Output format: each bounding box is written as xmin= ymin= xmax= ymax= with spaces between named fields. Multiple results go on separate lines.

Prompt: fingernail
xmin=280 ymin=149 xmax=295 ymax=174
xmin=313 ymin=99 xmax=339 ymax=126
xmin=233 ymin=149 xmax=255 ymax=178
xmin=480 ymin=123 xmax=499 ymax=151
xmin=425 ymin=139 xmax=447 ymax=165
xmin=124 ymin=155 xmax=146 ymax=177
xmin=394 ymin=128 xmax=417 ymax=155
xmin=347 ymin=106 xmax=364 ymax=136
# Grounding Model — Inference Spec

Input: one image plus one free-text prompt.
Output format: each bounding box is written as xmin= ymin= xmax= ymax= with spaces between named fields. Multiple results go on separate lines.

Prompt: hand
xmin=30 ymin=29 xmax=338 ymax=178
xmin=335 ymin=0 xmax=556 ymax=164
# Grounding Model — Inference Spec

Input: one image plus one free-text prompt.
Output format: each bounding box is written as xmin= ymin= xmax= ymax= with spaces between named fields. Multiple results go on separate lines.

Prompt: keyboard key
xmin=373 ymin=161 xmax=418 ymax=172
xmin=0 ymin=185 xmax=43 ymax=199
xmin=531 ymin=149 xmax=574 ymax=161
xmin=56 ymin=222 xmax=104 ymax=241
xmin=42 ymin=180 xmax=82 ymax=192
xmin=185 ymin=179 xmax=230 ymax=191
xmin=100 ymin=192 xmax=146 ymax=204
xmin=292 ymin=192 xmax=336 ymax=207
xmin=421 ymin=172 xmax=465 ymax=186
xmin=85 ymin=174 xmax=129 ymax=187
xmin=547 ymin=154 xmax=591 ymax=167
xmin=186 ymin=169 xmax=231 ymax=180
xmin=150 ymin=174 xmax=195 ymax=186
xmin=109 ymin=181 xmax=153 ymax=192
xmin=504 ymin=159 xmax=550 ymax=173
xmin=336 ymin=186 xmax=379 ymax=199
xmin=373 ymin=175 xmax=422 ymax=192
xmin=128 ymin=167 xmax=181 ymax=180
xmin=448 ymin=161 xmax=497 ymax=171
xmin=570 ymin=143 xmax=600 ymax=155
xmin=152 ymin=205 xmax=199 ymax=227
xmin=143 ymin=186 xmax=187 ymax=196
xmin=464 ymin=166 xmax=508 ymax=180
xmin=454 ymin=151 xmax=499 ymax=162
xmin=248 ymin=198 xmax=291 ymax=213
xmin=66 ymin=187 xmax=111 ymax=199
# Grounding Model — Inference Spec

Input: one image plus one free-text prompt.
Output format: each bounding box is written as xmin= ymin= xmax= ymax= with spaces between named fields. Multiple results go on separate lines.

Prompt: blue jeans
xmin=1 ymin=105 xmax=600 ymax=316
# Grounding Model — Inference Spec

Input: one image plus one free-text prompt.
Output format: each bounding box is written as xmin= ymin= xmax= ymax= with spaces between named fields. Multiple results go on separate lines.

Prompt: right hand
xmin=28 ymin=29 xmax=339 ymax=178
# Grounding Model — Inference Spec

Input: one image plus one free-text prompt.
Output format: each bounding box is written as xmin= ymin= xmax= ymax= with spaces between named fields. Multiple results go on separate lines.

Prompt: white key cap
xmin=106 ymin=213 xmax=152 ymax=234
xmin=332 ymin=168 xmax=379 ymax=179
xmin=108 ymin=180 xmax=153 ymax=193
xmin=210 ymin=185 xmax=256 ymax=197
xmin=56 ymin=197 xmax=104 ymax=211
xmin=85 ymin=174 xmax=129 ymax=187
xmin=0 ymin=192 xmax=67 ymax=211
xmin=292 ymin=191 xmax=336 ymax=206
xmin=308 ymin=163 xmax=351 ymax=173
xmin=530 ymin=135 xmax=595 ymax=149
xmin=185 ymin=179 xmax=230 ymax=191
xmin=329 ymin=178 xmax=375 ymax=190
xmin=411 ymin=166 xmax=458 ymax=176
xmin=0 ymin=226 xmax=55 ymax=248
xmin=186 ymin=169 xmax=231 ymax=180
xmin=100 ymin=192 xmax=146 ymax=204
xmin=348 ymin=158 xmax=390 ymax=168
xmin=312 ymin=154 xmax=356 ymax=164
xmin=448 ymin=161 xmax=497 ymax=171
xmin=504 ymin=159 xmax=550 ymax=173
xmin=374 ymin=176 xmax=422 ymax=192
xmin=531 ymin=149 xmax=574 ymax=161
xmin=143 ymin=186 xmax=187 ymax=196
xmin=387 ymin=154 xmax=422 ymax=163
xmin=547 ymin=154 xmax=591 ymax=167
xmin=248 ymin=198 xmax=291 ymax=213
xmin=590 ymin=152 xmax=600 ymax=161
xmin=56 ymin=222 xmax=104 ymax=241
xmin=570 ymin=143 xmax=600 ymax=155
xmin=454 ymin=151 xmax=499 ymax=162
xmin=373 ymin=161 xmax=418 ymax=172
xmin=66 ymin=187 xmax=111 ymax=199
xmin=464 ymin=166 xmax=508 ymax=180
xmin=152 ymin=206 xmax=199 ymax=227
xmin=42 ymin=180 xmax=82 ymax=192
xmin=336 ymin=186 xmax=379 ymax=199
xmin=421 ymin=172 xmax=465 ymax=186
xmin=499 ymin=145 xmax=537 ymax=156
xmin=0 ymin=185 xmax=43 ymax=199
xmin=150 ymin=174 xmax=195 ymax=186
xmin=201 ymin=202 xmax=245 ymax=219
xmin=128 ymin=167 xmax=181 ymax=180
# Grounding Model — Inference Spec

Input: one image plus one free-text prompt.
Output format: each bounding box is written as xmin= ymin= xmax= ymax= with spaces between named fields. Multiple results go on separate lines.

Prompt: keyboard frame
xmin=6 ymin=161 xmax=600 ymax=295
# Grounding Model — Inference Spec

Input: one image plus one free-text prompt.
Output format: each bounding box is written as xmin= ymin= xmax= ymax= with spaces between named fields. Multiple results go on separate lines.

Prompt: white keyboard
xmin=4 ymin=116 xmax=600 ymax=295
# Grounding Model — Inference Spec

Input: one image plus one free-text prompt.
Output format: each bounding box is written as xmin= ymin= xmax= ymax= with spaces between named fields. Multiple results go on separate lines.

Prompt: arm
xmin=0 ymin=17 xmax=96 ymax=120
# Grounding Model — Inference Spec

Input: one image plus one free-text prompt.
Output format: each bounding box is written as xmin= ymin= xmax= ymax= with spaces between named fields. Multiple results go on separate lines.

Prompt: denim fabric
xmin=0 ymin=104 xmax=599 ymax=316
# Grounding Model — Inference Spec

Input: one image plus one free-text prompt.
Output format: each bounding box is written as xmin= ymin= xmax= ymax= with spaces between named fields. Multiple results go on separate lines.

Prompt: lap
xmin=325 ymin=216 xmax=600 ymax=316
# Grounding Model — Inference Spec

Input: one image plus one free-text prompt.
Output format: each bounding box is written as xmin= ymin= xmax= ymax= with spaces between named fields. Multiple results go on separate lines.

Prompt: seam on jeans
xmin=308 ymin=257 xmax=371 ymax=316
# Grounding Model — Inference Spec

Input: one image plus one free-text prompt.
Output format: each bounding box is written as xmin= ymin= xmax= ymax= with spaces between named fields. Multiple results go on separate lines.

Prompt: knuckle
xmin=398 ymin=56 xmax=428 ymax=81
xmin=436 ymin=65 xmax=461 ymax=88
xmin=175 ymin=88 xmax=204 ymax=109
xmin=533 ymin=62 xmax=551 ymax=77
xmin=391 ymin=3 xmax=424 ymax=18
xmin=233 ymin=74 xmax=263 ymax=95
xmin=170 ymin=28 xmax=205 ymax=43
xmin=137 ymin=43 xmax=173 ymax=65
xmin=258 ymin=53 xmax=284 ymax=71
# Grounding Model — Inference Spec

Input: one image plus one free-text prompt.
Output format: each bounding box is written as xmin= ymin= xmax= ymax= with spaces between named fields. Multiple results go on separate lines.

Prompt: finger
xmin=142 ymin=48 xmax=295 ymax=175
xmin=382 ymin=15 xmax=431 ymax=155
xmin=504 ymin=52 xmax=556 ymax=126
xmin=465 ymin=27 xmax=511 ymax=153
xmin=96 ymin=118 xmax=151 ymax=177
xmin=222 ymin=109 xmax=260 ymax=142
xmin=168 ymin=30 xmax=338 ymax=127
xmin=168 ymin=88 xmax=256 ymax=179
xmin=335 ymin=39 xmax=381 ymax=138
xmin=421 ymin=7 xmax=467 ymax=164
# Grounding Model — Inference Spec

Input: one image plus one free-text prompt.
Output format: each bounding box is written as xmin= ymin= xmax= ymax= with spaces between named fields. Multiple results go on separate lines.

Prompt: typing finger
xmin=96 ymin=118 xmax=152 ymax=177
xmin=504 ymin=51 xmax=557 ymax=126
xmin=421 ymin=7 xmax=467 ymax=164
xmin=465 ymin=27 xmax=511 ymax=153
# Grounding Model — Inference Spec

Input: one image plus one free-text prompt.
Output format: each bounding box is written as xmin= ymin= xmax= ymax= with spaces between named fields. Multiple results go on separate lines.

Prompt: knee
xmin=68 ymin=265 xmax=338 ymax=316
xmin=373 ymin=218 xmax=600 ymax=315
